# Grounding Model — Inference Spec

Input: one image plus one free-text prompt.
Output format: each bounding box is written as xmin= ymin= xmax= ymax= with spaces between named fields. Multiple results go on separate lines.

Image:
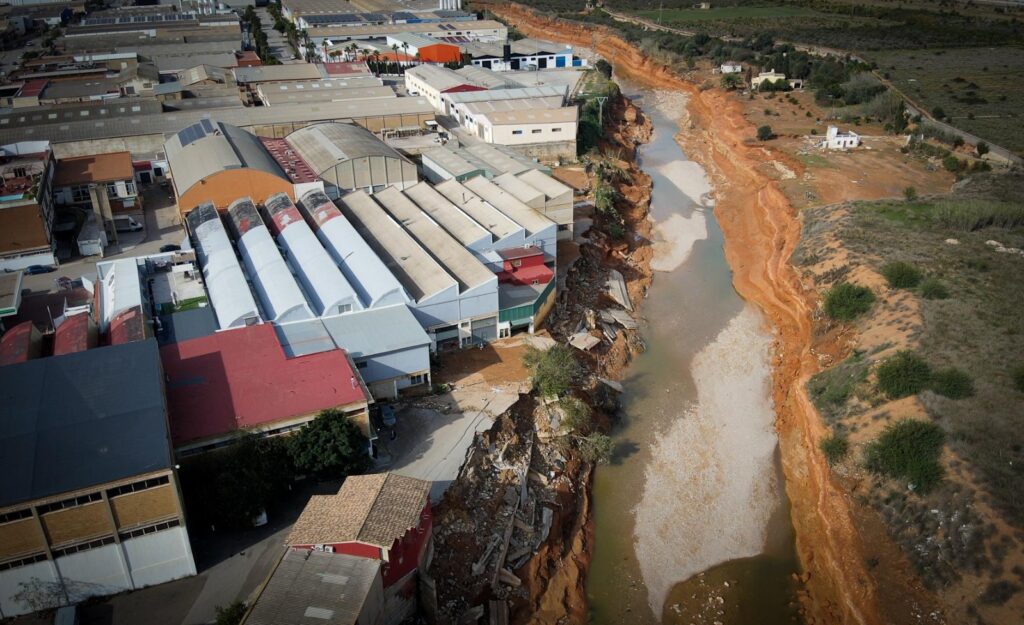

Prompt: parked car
xmin=24 ymin=264 xmax=56 ymax=275
xmin=380 ymin=405 xmax=396 ymax=428
xmin=160 ymin=244 xmax=181 ymax=253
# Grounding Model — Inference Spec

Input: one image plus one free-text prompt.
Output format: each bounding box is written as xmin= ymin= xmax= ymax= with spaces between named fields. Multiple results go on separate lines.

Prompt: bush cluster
xmin=881 ymin=261 xmax=923 ymax=289
xmin=864 ymin=419 xmax=946 ymax=493
xmin=820 ymin=434 xmax=850 ymax=465
xmin=930 ymin=368 xmax=975 ymax=399
xmin=876 ymin=351 xmax=932 ymax=399
xmin=824 ymin=283 xmax=875 ymax=321
xmin=919 ymin=277 xmax=950 ymax=300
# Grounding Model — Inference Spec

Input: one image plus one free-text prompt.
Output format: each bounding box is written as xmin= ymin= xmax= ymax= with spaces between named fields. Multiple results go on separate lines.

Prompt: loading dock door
xmin=471 ymin=317 xmax=498 ymax=344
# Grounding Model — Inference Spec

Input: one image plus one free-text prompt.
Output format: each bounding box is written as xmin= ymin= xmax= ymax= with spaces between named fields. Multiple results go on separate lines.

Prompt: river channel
xmin=587 ymin=82 xmax=802 ymax=624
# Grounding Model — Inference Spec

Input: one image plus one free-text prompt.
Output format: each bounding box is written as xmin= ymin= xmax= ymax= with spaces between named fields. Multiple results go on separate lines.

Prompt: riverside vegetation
xmin=795 ymin=173 xmax=1024 ymax=620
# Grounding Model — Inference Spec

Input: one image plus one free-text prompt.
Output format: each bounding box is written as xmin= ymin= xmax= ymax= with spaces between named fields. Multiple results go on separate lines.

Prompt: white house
xmin=824 ymin=126 xmax=860 ymax=150
xmin=720 ymin=61 xmax=743 ymax=74
xmin=751 ymin=70 xmax=787 ymax=90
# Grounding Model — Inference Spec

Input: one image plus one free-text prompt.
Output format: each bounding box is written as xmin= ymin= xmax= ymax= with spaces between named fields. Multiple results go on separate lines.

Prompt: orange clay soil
xmin=485 ymin=3 xmax=942 ymax=624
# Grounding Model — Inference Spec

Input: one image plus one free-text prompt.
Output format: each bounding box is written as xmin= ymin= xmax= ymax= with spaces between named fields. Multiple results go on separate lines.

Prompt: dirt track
xmin=484 ymin=4 xmax=912 ymax=624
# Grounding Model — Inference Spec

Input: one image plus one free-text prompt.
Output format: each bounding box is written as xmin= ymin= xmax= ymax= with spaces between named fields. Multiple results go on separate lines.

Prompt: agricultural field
xmin=867 ymin=47 xmax=1024 ymax=156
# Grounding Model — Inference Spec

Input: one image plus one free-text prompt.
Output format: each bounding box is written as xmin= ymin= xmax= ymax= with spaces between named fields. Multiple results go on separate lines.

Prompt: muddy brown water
xmin=587 ymin=85 xmax=802 ymax=625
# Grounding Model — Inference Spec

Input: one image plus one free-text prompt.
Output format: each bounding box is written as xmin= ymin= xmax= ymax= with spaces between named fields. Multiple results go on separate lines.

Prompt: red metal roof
xmin=261 ymin=137 xmax=318 ymax=184
xmin=160 ymin=324 xmax=367 ymax=446
xmin=109 ymin=306 xmax=146 ymax=346
xmin=0 ymin=321 xmax=38 ymax=367
xmin=52 ymin=312 xmax=90 ymax=356
xmin=497 ymin=246 xmax=545 ymax=261
xmin=18 ymin=79 xmax=48 ymax=98
xmin=441 ymin=83 xmax=487 ymax=95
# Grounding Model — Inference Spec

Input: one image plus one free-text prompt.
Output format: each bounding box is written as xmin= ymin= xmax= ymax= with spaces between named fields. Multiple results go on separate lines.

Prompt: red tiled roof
xmin=54 ymin=151 xmax=134 ymax=186
xmin=0 ymin=321 xmax=38 ymax=367
xmin=52 ymin=312 xmax=90 ymax=356
xmin=109 ymin=306 xmax=146 ymax=346
xmin=260 ymin=137 xmax=318 ymax=184
xmin=160 ymin=324 xmax=367 ymax=446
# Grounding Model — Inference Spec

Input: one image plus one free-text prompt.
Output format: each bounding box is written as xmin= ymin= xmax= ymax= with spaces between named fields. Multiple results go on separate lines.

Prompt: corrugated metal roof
xmin=186 ymin=202 xmax=261 ymax=329
xmin=454 ymin=65 xmax=524 ymax=90
xmin=421 ymin=145 xmax=486 ymax=180
xmin=259 ymin=85 xmax=396 ymax=107
xmin=493 ymin=172 xmax=544 ymax=207
xmin=0 ymin=99 xmax=435 ymax=146
xmin=402 ymin=181 xmax=490 ymax=246
xmin=97 ymin=258 xmax=143 ymax=331
xmin=0 ymin=339 xmax=173 ymax=508
xmin=297 ymin=189 xmax=408 ymax=309
xmin=286 ymin=122 xmax=412 ymax=176
xmin=434 ymin=179 xmax=520 ymax=240
xmin=320 ymin=304 xmax=429 ymax=358
xmin=445 ymin=84 xmax=566 ymax=105
xmin=388 ymin=32 xmax=449 ymax=50
xmin=374 ymin=187 xmax=495 ymax=293
xmin=463 ymin=176 xmax=555 ymax=236
xmin=256 ymin=76 xmax=383 ymax=93
xmin=462 ymin=96 xmax=565 ymax=116
xmin=517 ymin=168 xmax=572 ymax=201
xmin=264 ymin=192 xmax=361 ymax=317
xmin=404 ymin=64 xmax=471 ymax=92
xmin=339 ymin=190 xmax=457 ymax=303
xmin=245 ymin=549 xmax=380 ymax=625
xmin=165 ymin=120 xmax=289 ymax=201
xmin=307 ymin=19 xmax=506 ymax=38
xmin=232 ymin=63 xmax=324 ymax=84
xmin=481 ymin=107 xmax=578 ymax=125
xmin=464 ymin=143 xmax=548 ymax=176
xmin=227 ymin=197 xmax=314 ymax=324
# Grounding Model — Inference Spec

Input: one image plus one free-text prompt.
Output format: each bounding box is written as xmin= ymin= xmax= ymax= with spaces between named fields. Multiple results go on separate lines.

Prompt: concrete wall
xmin=356 ymin=346 xmax=430 ymax=389
xmin=504 ymin=140 xmax=577 ymax=164
xmin=121 ymin=526 xmax=196 ymax=588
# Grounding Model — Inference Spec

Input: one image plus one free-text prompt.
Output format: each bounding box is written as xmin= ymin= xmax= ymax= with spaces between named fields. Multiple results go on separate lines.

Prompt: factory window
xmin=37 ymin=492 xmax=102 ymax=514
xmin=531 ymin=129 xmax=542 ymax=134
xmin=52 ymin=536 xmax=116 ymax=558
xmin=0 ymin=553 xmax=46 ymax=571
xmin=512 ymin=130 xmax=523 ymax=135
xmin=70 ymin=185 xmax=91 ymax=203
xmin=107 ymin=475 xmax=170 ymax=498
xmin=552 ymin=127 xmax=562 ymax=133
xmin=410 ymin=374 xmax=427 ymax=385
xmin=119 ymin=518 xmax=181 ymax=541
xmin=0 ymin=508 xmax=32 ymax=524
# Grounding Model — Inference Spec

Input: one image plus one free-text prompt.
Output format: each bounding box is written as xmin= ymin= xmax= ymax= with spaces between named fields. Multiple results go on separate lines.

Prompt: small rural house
xmin=720 ymin=61 xmax=743 ymax=74
xmin=751 ymin=70 xmax=787 ymax=90
xmin=824 ymin=125 xmax=861 ymax=150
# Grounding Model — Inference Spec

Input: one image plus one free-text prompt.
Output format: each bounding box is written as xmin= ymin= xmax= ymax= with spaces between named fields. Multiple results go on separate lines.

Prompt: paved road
xmin=20 ymin=185 xmax=186 ymax=295
xmin=255 ymin=8 xmax=297 ymax=63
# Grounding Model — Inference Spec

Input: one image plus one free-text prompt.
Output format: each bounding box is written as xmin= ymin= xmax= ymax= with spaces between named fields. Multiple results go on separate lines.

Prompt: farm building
xmin=165 ymin=119 xmax=293 ymax=214
xmin=185 ymin=202 xmax=261 ymax=330
xmin=824 ymin=125 xmax=861 ymax=150
xmin=286 ymin=123 xmax=419 ymax=196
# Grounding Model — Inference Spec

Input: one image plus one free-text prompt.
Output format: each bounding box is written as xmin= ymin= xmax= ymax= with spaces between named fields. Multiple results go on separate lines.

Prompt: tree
xmin=720 ymin=73 xmax=742 ymax=90
xmin=577 ymin=432 xmax=614 ymax=464
xmin=976 ymin=141 xmax=989 ymax=157
xmin=288 ymin=410 xmax=371 ymax=479
xmin=756 ymin=125 xmax=775 ymax=141
xmin=595 ymin=59 xmax=613 ymax=80
xmin=931 ymin=106 xmax=946 ymax=120
xmin=903 ymin=186 xmax=917 ymax=201
xmin=523 ymin=344 xmax=582 ymax=398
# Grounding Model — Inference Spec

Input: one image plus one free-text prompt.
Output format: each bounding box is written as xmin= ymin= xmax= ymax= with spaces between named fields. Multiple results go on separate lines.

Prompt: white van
xmin=113 ymin=215 xmax=143 ymax=232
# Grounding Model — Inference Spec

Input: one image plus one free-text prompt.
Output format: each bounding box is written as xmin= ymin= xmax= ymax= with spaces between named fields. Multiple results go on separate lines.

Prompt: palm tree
xmin=401 ymin=42 xmax=409 ymax=66
xmin=371 ymin=50 xmax=381 ymax=75
xmin=414 ymin=51 xmax=421 ymax=66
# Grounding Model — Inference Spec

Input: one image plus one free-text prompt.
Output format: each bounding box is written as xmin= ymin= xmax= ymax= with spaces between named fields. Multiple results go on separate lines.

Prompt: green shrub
xmin=1012 ymin=366 xmax=1024 ymax=393
xmin=930 ymin=368 xmax=974 ymax=399
xmin=215 ymin=602 xmax=247 ymax=625
xmin=524 ymin=344 xmax=582 ymax=398
xmin=932 ymin=199 xmax=1024 ymax=231
xmin=820 ymin=435 xmax=850 ymax=465
xmin=903 ymin=186 xmax=917 ymax=201
xmin=880 ymin=261 xmax=923 ymax=288
xmin=824 ymin=283 xmax=875 ymax=321
xmin=864 ymin=419 xmax=945 ymax=493
xmin=976 ymin=141 xmax=989 ymax=157
xmin=757 ymin=125 xmax=775 ymax=141
xmin=876 ymin=351 xmax=932 ymax=399
xmin=942 ymin=155 xmax=963 ymax=172
xmin=919 ymin=277 xmax=949 ymax=299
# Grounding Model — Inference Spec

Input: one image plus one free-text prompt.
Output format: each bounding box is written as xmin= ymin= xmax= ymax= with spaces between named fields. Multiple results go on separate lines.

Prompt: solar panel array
xmin=83 ymin=13 xmax=203 ymax=26
xmin=302 ymin=12 xmax=388 ymax=26
xmin=176 ymin=118 xmax=218 ymax=148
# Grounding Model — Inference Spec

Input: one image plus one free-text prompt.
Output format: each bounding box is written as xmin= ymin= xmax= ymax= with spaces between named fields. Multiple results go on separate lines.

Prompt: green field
xmin=637 ymin=6 xmax=820 ymax=22
xmin=868 ymin=47 xmax=1024 ymax=155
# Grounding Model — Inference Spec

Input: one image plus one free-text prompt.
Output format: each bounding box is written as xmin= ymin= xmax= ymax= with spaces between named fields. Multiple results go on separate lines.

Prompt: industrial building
xmin=0 ymin=141 xmax=56 ymax=272
xmin=263 ymin=192 xmax=362 ymax=317
xmin=297 ymin=188 xmax=410 ymax=309
xmin=385 ymin=33 xmax=462 ymax=64
xmin=226 ymin=197 xmax=315 ymax=324
xmin=160 ymin=323 xmax=371 ymax=455
xmin=165 ymin=119 xmax=294 ymax=214
xmin=403 ymin=63 xmax=486 ymax=113
xmin=443 ymin=84 xmax=568 ymax=127
xmin=185 ymin=202 xmax=261 ymax=330
xmin=420 ymin=143 xmax=548 ymax=184
xmin=462 ymin=38 xmax=586 ymax=72
xmin=305 ymin=19 xmax=507 ymax=51
xmin=0 ymin=340 xmax=196 ymax=618
xmin=286 ymin=123 xmax=419 ymax=196
xmin=461 ymin=176 xmax=557 ymax=255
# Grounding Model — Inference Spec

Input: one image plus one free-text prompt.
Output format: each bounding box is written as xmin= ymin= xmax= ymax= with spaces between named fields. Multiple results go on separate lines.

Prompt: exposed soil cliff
xmin=480 ymin=3 xmax=932 ymax=624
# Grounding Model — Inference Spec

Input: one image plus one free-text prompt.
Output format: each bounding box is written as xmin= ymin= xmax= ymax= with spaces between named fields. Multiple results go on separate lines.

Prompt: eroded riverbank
xmin=485 ymin=3 xmax=891 ymax=624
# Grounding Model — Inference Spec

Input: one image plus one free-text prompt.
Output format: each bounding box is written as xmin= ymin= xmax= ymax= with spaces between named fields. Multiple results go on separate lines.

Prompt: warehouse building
xmin=286 ymin=123 xmax=419 ymax=197
xmin=226 ymin=197 xmax=315 ymax=324
xmin=462 ymin=38 xmax=585 ymax=72
xmin=0 ymin=340 xmax=196 ymax=618
xmin=297 ymin=188 xmax=410 ymax=309
xmin=161 ymin=323 xmax=372 ymax=455
xmin=165 ymin=119 xmax=294 ymax=214
xmin=186 ymin=202 xmax=261 ymax=330
xmin=473 ymin=107 xmax=578 ymax=161
xmin=305 ymin=20 xmax=507 ymax=51
xmin=434 ymin=178 xmax=527 ymax=251
xmin=256 ymin=84 xmax=397 ymax=107
xmin=420 ymin=143 xmax=548 ymax=184
xmin=385 ymin=33 xmax=462 ymax=64
xmin=403 ymin=64 xmax=486 ymax=114
xmin=462 ymin=176 xmax=557 ymax=256
xmin=263 ymin=192 xmax=362 ymax=317
xmin=444 ymin=84 xmax=567 ymax=127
